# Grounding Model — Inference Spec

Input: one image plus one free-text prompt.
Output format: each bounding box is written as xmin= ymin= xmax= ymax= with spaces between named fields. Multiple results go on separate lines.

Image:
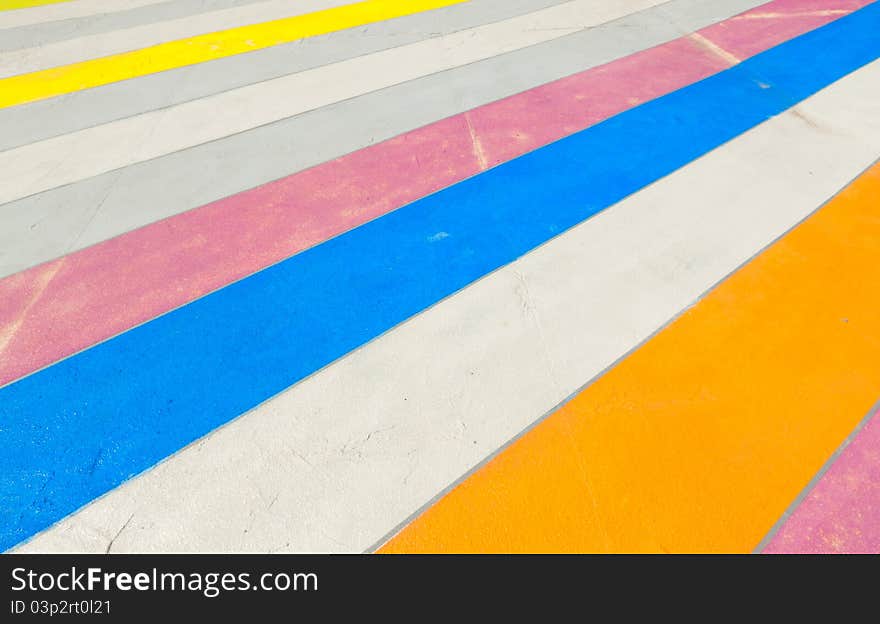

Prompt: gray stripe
xmin=655 ymin=0 xmax=764 ymax=30
xmin=0 ymin=0 xmax=571 ymax=151
xmin=0 ymin=0 xmax=768 ymax=279
xmin=0 ymin=0 xmax=275 ymax=52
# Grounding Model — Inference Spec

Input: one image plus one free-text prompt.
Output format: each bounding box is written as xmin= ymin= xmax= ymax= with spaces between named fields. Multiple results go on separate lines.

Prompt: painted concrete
xmin=0 ymin=0 xmax=663 ymax=203
xmin=0 ymin=0 xmax=572 ymax=150
xmin=0 ymin=0 xmax=779 ymax=278
xmin=11 ymin=0 xmax=839 ymax=546
xmin=0 ymin=0 xmax=364 ymax=74
xmin=0 ymin=0 xmax=880 ymax=549
xmin=0 ymin=0 xmax=72 ymax=14
xmin=380 ymin=157 xmax=880 ymax=553
xmin=0 ymin=0 xmax=322 ymax=52
xmin=765 ymin=408 xmax=880 ymax=553
xmin=13 ymin=54 xmax=880 ymax=553
xmin=699 ymin=0 xmax=875 ymax=59
xmin=0 ymin=0 xmax=470 ymax=108
xmin=0 ymin=0 xmax=167 ymax=27
xmin=0 ymin=34 xmax=730 ymax=389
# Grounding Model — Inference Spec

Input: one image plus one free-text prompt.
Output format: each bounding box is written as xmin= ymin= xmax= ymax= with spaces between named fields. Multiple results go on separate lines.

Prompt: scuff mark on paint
xmin=737 ymin=10 xmax=850 ymax=20
xmin=513 ymin=268 xmax=563 ymax=394
xmin=789 ymin=105 xmax=831 ymax=132
xmin=105 ymin=513 xmax=135 ymax=554
xmin=427 ymin=231 xmax=449 ymax=242
xmin=464 ymin=112 xmax=489 ymax=171
xmin=0 ymin=0 xmax=841 ymax=392
xmin=688 ymin=32 xmax=740 ymax=66
xmin=0 ymin=258 xmax=64 ymax=360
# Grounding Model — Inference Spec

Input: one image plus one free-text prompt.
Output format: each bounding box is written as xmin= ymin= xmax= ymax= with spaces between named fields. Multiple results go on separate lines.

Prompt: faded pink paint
xmin=697 ymin=0 xmax=875 ymax=60
xmin=466 ymin=37 xmax=728 ymax=168
xmin=0 ymin=0 xmax=863 ymax=387
xmin=764 ymin=410 xmax=880 ymax=554
xmin=0 ymin=115 xmax=480 ymax=384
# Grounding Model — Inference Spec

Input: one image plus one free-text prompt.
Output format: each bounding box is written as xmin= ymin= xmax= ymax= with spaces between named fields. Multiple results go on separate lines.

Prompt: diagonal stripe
xmin=0 ymin=1 xmax=191 ymax=28
xmin=0 ymin=0 xmax=468 ymax=109
xmin=699 ymin=0 xmax=876 ymax=59
xmin=0 ymin=0 xmax=71 ymax=11
xmin=14 ymin=54 xmax=880 ymax=555
xmin=0 ymin=1 xmax=279 ymax=53
xmin=2 ymin=5 xmax=879 ymax=552
xmin=379 ymin=158 xmax=880 ymax=554
xmin=0 ymin=0 xmax=748 ymax=272
xmin=1 ymin=0 xmax=857 ymax=390
xmin=0 ymin=0 xmax=663 ymax=206
xmin=0 ymin=31 xmax=731 ymax=386
xmin=0 ymin=0 xmax=574 ymax=149
xmin=0 ymin=0 xmax=365 ymax=74
xmin=763 ymin=405 xmax=880 ymax=553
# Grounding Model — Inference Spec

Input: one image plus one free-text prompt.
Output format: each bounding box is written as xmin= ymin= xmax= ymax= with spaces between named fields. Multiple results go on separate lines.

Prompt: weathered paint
xmin=0 ymin=0 xmax=70 ymax=12
xmin=0 ymin=0 xmax=360 ymax=74
xmin=380 ymin=159 xmax=880 ymax=554
xmin=0 ymin=0 xmax=165 ymax=27
xmin=0 ymin=0 xmax=663 ymax=205
xmin=0 ymin=0 xmax=597 ymax=150
xmin=764 ymin=405 xmax=880 ymax=553
xmin=699 ymin=0 xmax=876 ymax=60
xmin=0 ymin=0 xmax=763 ymax=276
xmin=2 ymin=8 xmax=879 ymax=551
xmin=0 ymin=34 xmax=729 ymax=386
xmin=16 ymin=59 xmax=880 ymax=554
xmin=0 ymin=1 xmax=295 ymax=54
xmin=0 ymin=1 xmax=861 ymax=391
xmin=0 ymin=0 xmax=469 ymax=108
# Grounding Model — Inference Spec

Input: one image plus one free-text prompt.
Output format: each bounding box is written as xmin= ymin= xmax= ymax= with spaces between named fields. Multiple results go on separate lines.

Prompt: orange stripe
xmin=380 ymin=161 xmax=880 ymax=553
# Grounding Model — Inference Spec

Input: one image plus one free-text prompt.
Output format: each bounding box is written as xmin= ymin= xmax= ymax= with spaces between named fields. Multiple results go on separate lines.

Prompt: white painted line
xmin=15 ymin=59 xmax=880 ymax=554
xmin=0 ymin=0 xmax=170 ymax=30
xmin=0 ymin=0 xmax=356 ymax=78
xmin=0 ymin=0 xmax=664 ymax=206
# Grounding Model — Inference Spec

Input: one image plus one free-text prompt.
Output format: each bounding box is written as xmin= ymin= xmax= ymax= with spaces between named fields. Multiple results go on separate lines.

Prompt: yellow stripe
xmin=380 ymin=162 xmax=880 ymax=553
xmin=0 ymin=0 xmax=70 ymax=10
xmin=0 ymin=0 xmax=468 ymax=109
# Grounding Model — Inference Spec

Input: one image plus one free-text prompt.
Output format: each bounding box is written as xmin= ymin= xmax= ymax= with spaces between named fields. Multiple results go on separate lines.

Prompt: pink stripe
xmin=697 ymin=0 xmax=875 ymax=60
xmin=764 ymin=409 xmax=880 ymax=553
xmin=0 ymin=0 xmax=862 ymax=388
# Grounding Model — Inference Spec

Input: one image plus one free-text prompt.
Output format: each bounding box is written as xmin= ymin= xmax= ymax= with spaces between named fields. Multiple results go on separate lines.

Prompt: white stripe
xmin=14 ymin=59 xmax=880 ymax=554
xmin=0 ymin=0 xmax=169 ymax=29
xmin=0 ymin=0 xmax=356 ymax=78
xmin=0 ymin=0 xmax=664 ymax=207
xmin=0 ymin=0 xmax=767 ymax=282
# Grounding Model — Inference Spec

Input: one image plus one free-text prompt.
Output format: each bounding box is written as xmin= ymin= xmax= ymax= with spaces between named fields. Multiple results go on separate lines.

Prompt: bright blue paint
xmin=2 ymin=4 xmax=879 ymax=550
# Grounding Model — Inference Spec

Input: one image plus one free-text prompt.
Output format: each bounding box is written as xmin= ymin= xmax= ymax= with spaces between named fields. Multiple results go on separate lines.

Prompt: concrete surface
xmin=1 ymin=0 xmax=878 ymax=554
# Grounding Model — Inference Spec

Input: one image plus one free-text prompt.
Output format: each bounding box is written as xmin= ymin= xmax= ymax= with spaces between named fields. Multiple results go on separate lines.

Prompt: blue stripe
xmin=2 ymin=3 xmax=879 ymax=551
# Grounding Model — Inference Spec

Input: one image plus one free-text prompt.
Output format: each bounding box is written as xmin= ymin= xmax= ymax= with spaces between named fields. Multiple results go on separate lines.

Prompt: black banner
xmin=0 ymin=554 xmax=874 ymax=619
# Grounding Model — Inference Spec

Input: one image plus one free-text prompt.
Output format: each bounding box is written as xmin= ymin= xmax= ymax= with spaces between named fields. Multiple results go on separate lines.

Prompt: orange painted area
xmin=381 ymin=162 xmax=880 ymax=553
